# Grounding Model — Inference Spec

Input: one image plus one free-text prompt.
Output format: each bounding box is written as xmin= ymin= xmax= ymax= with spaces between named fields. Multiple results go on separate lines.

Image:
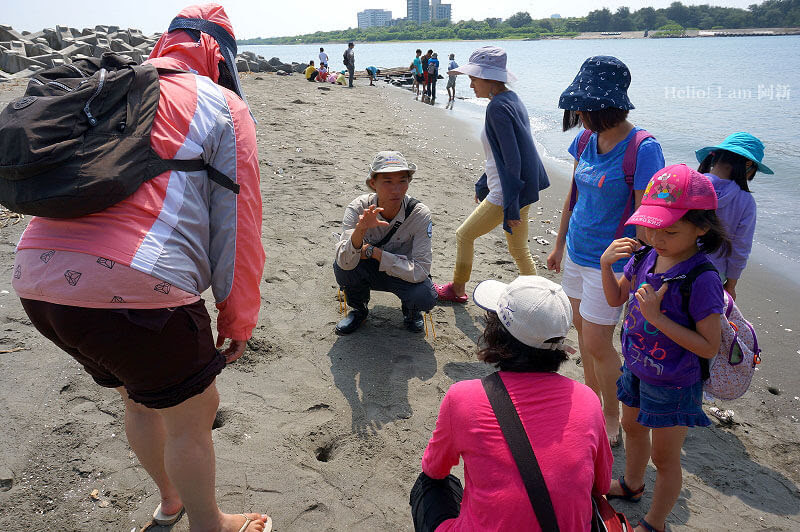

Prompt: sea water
xmin=243 ymin=37 xmax=800 ymax=278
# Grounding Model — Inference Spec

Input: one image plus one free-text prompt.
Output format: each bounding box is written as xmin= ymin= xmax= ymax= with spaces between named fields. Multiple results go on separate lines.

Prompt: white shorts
xmin=561 ymin=253 xmax=623 ymax=326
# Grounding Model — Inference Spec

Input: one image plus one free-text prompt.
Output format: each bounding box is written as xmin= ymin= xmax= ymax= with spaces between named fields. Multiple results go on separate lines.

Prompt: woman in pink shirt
xmin=412 ymin=276 xmax=613 ymax=531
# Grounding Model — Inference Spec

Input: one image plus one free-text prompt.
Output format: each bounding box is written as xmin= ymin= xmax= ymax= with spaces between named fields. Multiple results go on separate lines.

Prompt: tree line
xmin=239 ymin=0 xmax=800 ymax=44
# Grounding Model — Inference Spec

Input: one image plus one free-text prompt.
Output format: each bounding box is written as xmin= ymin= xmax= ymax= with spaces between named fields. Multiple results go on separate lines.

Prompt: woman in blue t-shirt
xmin=547 ymin=56 xmax=665 ymax=446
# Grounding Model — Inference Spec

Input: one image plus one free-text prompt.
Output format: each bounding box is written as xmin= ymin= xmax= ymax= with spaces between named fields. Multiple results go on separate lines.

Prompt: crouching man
xmin=334 ymin=151 xmax=437 ymax=334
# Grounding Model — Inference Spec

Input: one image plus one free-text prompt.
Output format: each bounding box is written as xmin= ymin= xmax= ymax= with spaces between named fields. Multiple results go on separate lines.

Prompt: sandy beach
xmin=0 ymin=72 xmax=798 ymax=531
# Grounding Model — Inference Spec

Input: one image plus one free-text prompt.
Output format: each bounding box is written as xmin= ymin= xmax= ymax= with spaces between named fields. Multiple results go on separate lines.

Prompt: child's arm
xmin=600 ymin=238 xmax=638 ymax=307
xmin=636 ymin=284 xmax=722 ymax=358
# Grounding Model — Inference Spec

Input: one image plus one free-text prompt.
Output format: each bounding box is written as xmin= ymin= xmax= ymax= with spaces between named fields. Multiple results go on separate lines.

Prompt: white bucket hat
xmin=448 ymin=45 xmax=517 ymax=83
xmin=473 ymin=276 xmax=571 ymax=350
xmin=365 ymin=151 xmax=417 ymax=188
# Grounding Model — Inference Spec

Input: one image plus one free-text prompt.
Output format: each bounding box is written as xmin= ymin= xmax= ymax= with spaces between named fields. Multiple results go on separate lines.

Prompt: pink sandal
xmin=434 ymin=282 xmax=468 ymax=303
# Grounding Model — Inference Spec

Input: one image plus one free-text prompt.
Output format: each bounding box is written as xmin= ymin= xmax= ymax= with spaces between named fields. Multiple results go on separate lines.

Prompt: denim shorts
xmin=617 ymin=365 xmax=711 ymax=428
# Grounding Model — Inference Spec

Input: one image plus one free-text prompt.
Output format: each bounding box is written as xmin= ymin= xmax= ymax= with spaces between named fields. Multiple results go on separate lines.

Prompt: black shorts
xmin=21 ymin=298 xmax=225 ymax=409
xmin=415 ymin=74 xmax=424 ymax=83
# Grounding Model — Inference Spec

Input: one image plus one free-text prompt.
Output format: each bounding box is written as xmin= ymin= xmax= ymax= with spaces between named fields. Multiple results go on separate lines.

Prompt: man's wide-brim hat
xmin=366 ymin=151 xmax=417 ymax=188
xmin=448 ymin=46 xmax=517 ymax=83
xmin=695 ymin=132 xmax=774 ymax=175
xmin=559 ymin=55 xmax=634 ymax=112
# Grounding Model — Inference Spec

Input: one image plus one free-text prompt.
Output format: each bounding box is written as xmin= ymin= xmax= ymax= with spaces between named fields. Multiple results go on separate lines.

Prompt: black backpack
xmin=0 ymin=52 xmax=238 ymax=218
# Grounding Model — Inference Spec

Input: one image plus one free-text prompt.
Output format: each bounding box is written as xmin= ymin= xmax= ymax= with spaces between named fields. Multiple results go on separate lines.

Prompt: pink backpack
xmin=704 ymin=290 xmax=761 ymax=400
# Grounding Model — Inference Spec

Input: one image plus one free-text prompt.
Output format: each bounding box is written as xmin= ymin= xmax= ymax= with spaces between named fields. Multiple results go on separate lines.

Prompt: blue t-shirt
xmin=566 ymin=128 xmax=665 ymax=272
xmin=366 ymin=66 xmax=377 ymax=76
xmin=413 ymin=57 xmax=422 ymax=75
xmin=448 ymin=60 xmax=458 ymax=75
xmin=622 ymin=250 xmax=724 ymax=387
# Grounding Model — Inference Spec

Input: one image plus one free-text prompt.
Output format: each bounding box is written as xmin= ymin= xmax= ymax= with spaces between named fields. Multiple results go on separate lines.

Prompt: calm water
xmin=243 ymin=37 xmax=800 ymax=276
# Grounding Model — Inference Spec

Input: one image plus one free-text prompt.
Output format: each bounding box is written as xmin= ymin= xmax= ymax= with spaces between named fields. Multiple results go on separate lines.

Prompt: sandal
xmin=434 ymin=282 xmax=468 ymax=303
xmin=637 ymin=518 xmax=664 ymax=532
xmin=607 ymin=476 xmax=645 ymax=503
xmin=238 ymin=513 xmax=273 ymax=532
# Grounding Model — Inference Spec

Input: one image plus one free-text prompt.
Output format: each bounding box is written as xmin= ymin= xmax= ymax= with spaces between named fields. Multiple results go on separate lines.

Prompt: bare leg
xmin=609 ymin=404 xmax=650 ymax=497
xmin=578 ymin=319 xmax=622 ymax=442
xmin=118 ymin=387 xmax=183 ymax=515
xmin=642 ymin=426 xmax=688 ymax=531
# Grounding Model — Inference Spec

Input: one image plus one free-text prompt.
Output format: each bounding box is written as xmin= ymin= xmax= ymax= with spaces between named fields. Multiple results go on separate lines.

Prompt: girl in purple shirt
xmin=600 ymin=164 xmax=729 ymax=532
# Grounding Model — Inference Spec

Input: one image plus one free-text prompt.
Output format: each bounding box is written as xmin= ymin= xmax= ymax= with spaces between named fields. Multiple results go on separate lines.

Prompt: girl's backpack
xmin=628 ymin=246 xmax=762 ymax=400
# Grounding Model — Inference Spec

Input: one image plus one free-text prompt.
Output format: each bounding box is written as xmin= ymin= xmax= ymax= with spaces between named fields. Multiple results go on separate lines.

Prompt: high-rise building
xmin=357 ymin=9 xmax=393 ymax=28
xmin=407 ymin=0 xmax=430 ymax=24
xmin=434 ymin=3 xmax=451 ymax=22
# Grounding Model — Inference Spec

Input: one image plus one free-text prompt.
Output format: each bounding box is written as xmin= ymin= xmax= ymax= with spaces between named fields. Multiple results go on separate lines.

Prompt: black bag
xmin=0 ymin=52 xmax=238 ymax=218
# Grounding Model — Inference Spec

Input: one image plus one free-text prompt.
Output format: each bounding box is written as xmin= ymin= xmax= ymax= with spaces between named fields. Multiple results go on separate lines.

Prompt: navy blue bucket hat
xmin=559 ymin=56 xmax=634 ymax=111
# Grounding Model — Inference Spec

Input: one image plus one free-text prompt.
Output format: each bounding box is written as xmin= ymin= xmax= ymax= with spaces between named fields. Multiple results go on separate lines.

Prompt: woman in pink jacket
xmin=11 ymin=5 xmax=269 ymax=531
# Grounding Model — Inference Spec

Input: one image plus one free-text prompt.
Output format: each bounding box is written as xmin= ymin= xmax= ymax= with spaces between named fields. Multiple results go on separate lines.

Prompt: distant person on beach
xmin=548 ymin=55 xmax=665 ymax=447
xmin=412 ymin=49 xmax=423 ymax=98
xmin=317 ymin=62 xmax=328 ymax=82
xmin=366 ymin=66 xmax=380 ymax=86
xmin=412 ymin=276 xmax=612 ymax=531
xmin=319 ymin=46 xmax=328 ymax=67
xmin=334 ymin=151 xmax=436 ymax=334
xmin=9 ymin=4 xmax=270 ymax=532
xmin=434 ymin=46 xmax=549 ymax=304
xmin=336 ymin=70 xmax=347 ymax=85
xmin=421 ymin=50 xmax=432 ymax=100
xmin=427 ymin=52 xmax=439 ymax=101
xmin=696 ymin=132 xmax=772 ymax=300
xmin=304 ymin=60 xmax=318 ymax=81
xmin=446 ymin=53 xmax=458 ymax=101
xmin=600 ymin=164 xmax=729 ymax=532
xmin=344 ymin=42 xmax=355 ymax=88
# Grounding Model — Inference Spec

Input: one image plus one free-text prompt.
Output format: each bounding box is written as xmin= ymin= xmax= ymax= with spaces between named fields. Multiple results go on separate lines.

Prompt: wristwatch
xmin=365 ymin=245 xmax=375 ymax=259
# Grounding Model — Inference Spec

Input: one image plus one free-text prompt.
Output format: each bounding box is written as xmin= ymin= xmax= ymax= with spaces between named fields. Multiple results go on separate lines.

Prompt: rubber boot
xmin=336 ymin=287 xmax=369 ymax=335
xmin=402 ymin=304 xmax=425 ymax=333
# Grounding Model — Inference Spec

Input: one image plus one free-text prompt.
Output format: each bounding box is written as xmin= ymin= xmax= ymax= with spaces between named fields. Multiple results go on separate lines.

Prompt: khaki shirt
xmin=335 ymin=194 xmax=433 ymax=283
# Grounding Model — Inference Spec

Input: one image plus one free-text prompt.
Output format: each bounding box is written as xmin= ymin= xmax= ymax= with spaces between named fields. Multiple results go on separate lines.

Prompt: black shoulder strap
xmin=159 ymin=159 xmax=240 ymax=194
xmin=372 ymin=197 xmax=419 ymax=248
xmin=664 ymin=261 xmax=719 ymax=381
xmin=481 ymin=372 xmax=560 ymax=532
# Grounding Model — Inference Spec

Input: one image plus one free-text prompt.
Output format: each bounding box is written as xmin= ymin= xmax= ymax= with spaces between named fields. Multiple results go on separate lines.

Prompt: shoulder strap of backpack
xmin=664 ymin=261 xmax=719 ymax=381
xmin=613 ymin=130 xmax=655 ymax=239
xmin=157 ymin=159 xmax=240 ymax=194
xmin=372 ymin=197 xmax=419 ymax=248
xmin=567 ymin=129 xmax=593 ymax=211
xmin=481 ymin=372 xmax=560 ymax=532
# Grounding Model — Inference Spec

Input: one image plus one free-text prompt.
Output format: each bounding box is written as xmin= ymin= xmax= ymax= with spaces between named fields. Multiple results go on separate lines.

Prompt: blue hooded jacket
xmin=475 ymin=91 xmax=549 ymax=233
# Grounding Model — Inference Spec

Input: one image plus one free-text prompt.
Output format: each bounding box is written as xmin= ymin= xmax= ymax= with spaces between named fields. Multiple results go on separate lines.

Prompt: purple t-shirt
xmin=622 ymin=249 xmax=724 ymax=387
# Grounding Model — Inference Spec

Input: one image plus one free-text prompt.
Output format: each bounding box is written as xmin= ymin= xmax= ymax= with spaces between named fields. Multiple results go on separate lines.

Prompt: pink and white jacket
xmin=16 ymin=5 xmax=265 ymax=341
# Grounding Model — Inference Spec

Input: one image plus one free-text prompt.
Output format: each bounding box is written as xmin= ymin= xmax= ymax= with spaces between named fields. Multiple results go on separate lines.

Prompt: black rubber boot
xmin=336 ymin=288 xmax=369 ymax=335
xmin=402 ymin=304 xmax=425 ymax=333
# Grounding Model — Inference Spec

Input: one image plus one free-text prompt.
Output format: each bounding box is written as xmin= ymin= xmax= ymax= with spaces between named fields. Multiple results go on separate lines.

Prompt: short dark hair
xmin=697 ymin=149 xmax=754 ymax=193
xmin=348 ymin=42 xmax=354 ymax=47
xmin=427 ymin=49 xmax=433 ymax=54
xmin=320 ymin=47 xmax=324 ymax=52
xmin=562 ymin=108 xmax=629 ymax=133
xmin=416 ymin=49 xmax=422 ymax=54
xmin=477 ymin=312 xmax=568 ymax=373
xmin=681 ymin=209 xmax=730 ymax=255
xmin=309 ymin=60 xmax=314 ymax=65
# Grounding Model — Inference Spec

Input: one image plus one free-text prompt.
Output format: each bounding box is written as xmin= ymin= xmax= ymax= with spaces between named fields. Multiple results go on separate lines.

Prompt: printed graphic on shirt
xmin=97 ymin=257 xmax=115 ymax=269
xmin=64 ymin=270 xmax=82 ymax=286
xmin=427 ymin=221 xmax=433 ymax=238
xmin=111 ymin=296 xmax=125 ymax=303
xmin=575 ymin=161 xmax=617 ymax=189
xmin=40 ymin=250 xmax=55 ymax=263
xmin=14 ymin=265 xmax=21 ymax=279
xmin=154 ymin=281 xmax=172 ymax=294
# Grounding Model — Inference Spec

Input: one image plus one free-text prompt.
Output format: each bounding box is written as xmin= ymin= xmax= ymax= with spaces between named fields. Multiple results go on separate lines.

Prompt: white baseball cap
xmin=473 ymin=276 xmax=572 ymax=350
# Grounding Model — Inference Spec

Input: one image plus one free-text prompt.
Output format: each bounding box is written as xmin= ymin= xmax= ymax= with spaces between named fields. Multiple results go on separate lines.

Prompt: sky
xmin=1 ymin=0 xmax=760 ymax=39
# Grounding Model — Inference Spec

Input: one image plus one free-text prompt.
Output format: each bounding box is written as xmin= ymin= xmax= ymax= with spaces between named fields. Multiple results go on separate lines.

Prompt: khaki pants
xmin=453 ymin=201 xmax=536 ymax=284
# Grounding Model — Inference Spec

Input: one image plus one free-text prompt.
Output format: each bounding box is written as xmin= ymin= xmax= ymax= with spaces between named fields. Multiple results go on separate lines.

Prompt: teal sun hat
xmin=695 ymin=132 xmax=774 ymax=175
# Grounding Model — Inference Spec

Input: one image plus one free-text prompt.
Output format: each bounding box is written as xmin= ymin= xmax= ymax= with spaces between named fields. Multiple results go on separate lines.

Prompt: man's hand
xmin=356 ymin=205 xmax=390 ymax=231
xmin=216 ymin=336 xmax=247 ymax=364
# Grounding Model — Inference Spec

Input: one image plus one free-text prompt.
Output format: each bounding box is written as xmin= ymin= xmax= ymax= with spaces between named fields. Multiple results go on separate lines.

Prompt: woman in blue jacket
xmin=435 ymin=46 xmax=549 ymax=303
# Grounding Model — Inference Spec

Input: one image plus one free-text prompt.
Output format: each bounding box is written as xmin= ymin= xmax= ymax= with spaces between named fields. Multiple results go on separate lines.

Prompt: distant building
xmin=431 ymin=0 xmax=452 ymax=22
xmin=357 ymin=9 xmax=393 ymax=28
xmin=407 ymin=0 xmax=430 ymax=24
xmin=550 ymin=14 xmax=562 ymax=19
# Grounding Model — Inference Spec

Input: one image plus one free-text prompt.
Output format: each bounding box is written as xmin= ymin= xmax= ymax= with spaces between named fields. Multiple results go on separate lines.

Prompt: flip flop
xmin=152 ymin=503 xmax=185 ymax=526
xmin=434 ymin=282 xmax=468 ymax=303
xmin=607 ymin=475 xmax=645 ymax=503
xmin=238 ymin=514 xmax=273 ymax=532
xmin=637 ymin=518 xmax=664 ymax=532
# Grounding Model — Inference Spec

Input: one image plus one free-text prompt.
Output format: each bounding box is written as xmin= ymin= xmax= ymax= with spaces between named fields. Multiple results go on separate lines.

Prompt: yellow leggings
xmin=453 ymin=201 xmax=536 ymax=284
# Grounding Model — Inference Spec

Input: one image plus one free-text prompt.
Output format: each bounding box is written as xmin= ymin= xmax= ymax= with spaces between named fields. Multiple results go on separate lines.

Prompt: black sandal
xmin=607 ymin=475 xmax=645 ymax=502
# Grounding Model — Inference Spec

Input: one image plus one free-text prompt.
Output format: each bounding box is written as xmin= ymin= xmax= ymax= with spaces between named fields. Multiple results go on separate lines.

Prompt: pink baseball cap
xmin=626 ymin=164 xmax=718 ymax=229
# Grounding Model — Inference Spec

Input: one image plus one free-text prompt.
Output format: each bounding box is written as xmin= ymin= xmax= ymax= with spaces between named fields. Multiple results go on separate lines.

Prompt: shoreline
xmin=0 ymin=73 xmax=798 ymax=531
